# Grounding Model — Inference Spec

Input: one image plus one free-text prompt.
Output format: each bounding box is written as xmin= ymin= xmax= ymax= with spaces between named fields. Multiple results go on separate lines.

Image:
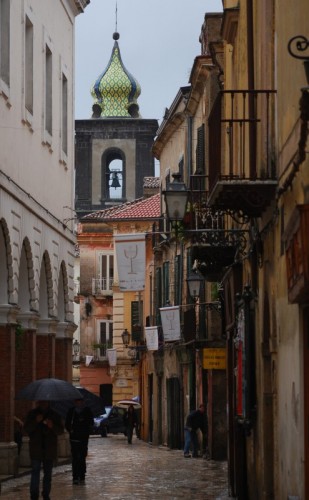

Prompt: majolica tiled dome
xmin=91 ymin=32 xmax=141 ymax=118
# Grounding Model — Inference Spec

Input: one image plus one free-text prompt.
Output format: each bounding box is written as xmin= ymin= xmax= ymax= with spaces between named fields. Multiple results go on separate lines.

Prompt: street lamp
xmin=162 ymin=172 xmax=188 ymax=223
xmin=186 ymin=270 xmax=204 ymax=342
xmin=121 ymin=328 xmax=130 ymax=348
xmin=121 ymin=328 xmax=147 ymax=364
xmin=187 ymin=271 xmax=204 ymax=302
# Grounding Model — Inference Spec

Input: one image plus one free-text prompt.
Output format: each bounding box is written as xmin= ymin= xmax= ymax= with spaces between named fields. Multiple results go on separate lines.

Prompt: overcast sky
xmin=75 ymin=0 xmax=223 ymax=123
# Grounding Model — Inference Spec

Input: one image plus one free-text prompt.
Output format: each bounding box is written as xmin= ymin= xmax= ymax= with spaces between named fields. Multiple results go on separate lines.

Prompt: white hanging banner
xmin=145 ymin=327 xmax=159 ymax=351
xmin=160 ymin=306 xmax=181 ymax=341
xmin=85 ymin=355 xmax=93 ymax=367
xmin=107 ymin=348 xmax=117 ymax=367
xmin=115 ymin=233 xmax=146 ymax=291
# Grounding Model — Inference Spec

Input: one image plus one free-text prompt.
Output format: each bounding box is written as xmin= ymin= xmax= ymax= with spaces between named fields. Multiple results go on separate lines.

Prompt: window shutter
xmin=131 ymin=301 xmax=142 ymax=341
xmin=163 ymin=261 xmax=170 ymax=306
xmin=196 ymin=124 xmax=205 ymax=173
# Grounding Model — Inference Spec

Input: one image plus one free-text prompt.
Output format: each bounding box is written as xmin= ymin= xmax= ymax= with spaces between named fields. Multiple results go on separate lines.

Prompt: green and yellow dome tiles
xmin=91 ymin=32 xmax=141 ymax=118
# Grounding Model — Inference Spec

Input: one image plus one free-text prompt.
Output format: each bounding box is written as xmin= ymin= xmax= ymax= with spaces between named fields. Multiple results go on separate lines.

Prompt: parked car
xmin=92 ymin=406 xmax=112 ymax=435
xmin=98 ymin=405 xmax=127 ymax=437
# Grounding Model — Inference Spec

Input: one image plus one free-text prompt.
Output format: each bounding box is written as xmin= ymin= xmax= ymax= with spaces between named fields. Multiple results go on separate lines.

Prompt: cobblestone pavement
xmin=0 ymin=435 xmax=230 ymax=499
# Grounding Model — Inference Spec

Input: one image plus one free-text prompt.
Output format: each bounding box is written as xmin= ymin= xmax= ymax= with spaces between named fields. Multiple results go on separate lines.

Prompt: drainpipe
xmin=247 ymin=0 xmax=256 ymax=177
xmin=247 ymin=0 xmax=255 ymax=91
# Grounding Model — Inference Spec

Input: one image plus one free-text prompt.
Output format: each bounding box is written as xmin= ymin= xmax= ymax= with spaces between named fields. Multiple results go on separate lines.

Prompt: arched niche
xmin=57 ymin=261 xmax=69 ymax=322
xmin=18 ymin=238 xmax=35 ymax=313
xmin=0 ymin=218 xmax=13 ymax=304
xmin=102 ymin=148 xmax=126 ymax=201
xmin=39 ymin=251 xmax=54 ymax=319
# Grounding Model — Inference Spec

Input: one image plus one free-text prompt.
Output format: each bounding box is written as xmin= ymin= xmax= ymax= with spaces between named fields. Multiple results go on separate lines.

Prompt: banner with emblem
xmin=160 ymin=306 xmax=181 ymax=341
xmin=115 ymin=233 xmax=146 ymax=291
xmin=145 ymin=326 xmax=159 ymax=351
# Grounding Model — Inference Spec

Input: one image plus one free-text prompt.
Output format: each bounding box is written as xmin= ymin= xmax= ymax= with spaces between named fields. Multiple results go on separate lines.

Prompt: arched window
xmin=102 ymin=149 xmax=125 ymax=200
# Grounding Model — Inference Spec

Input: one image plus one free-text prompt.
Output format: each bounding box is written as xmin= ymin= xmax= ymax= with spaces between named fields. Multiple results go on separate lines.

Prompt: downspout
xmin=247 ymin=0 xmax=256 ymax=177
xmin=247 ymin=0 xmax=255 ymax=91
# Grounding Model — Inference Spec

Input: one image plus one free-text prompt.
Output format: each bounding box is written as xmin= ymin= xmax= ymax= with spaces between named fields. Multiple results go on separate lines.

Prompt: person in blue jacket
xmin=183 ymin=403 xmax=207 ymax=458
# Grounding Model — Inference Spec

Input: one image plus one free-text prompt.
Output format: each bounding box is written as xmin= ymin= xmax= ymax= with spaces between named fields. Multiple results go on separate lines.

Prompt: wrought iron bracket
xmin=126 ymin=344 xmax=147 ymax=363
xmin=288 ymin=35 xmax=309 ymax=86
xmin=288 ymin=35 xmax=309 ymax=60
xmin=210 ymin=207 xmax=250 ymax=225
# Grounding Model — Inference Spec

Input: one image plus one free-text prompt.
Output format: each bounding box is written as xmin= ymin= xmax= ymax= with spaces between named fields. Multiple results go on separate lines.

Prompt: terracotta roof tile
xmin=83 ymin=193 xmax=161 ymax=221
xmin=143 ymin=177 xmax=160 ymax=189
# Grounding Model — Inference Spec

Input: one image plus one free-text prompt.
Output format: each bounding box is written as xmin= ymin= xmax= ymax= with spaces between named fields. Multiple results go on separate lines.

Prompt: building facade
xmin=206 ymin=1 xmax=309 ymax=498
xmin=75 ymin=32 xmax=158 ymax=219
xmin=0 ymin=0 xmax=89 ymax=475
xmin=150 ymin=12 xmax=227 ymax=458
xmin=74 ymin=29 xmax=158 ymax=406
xmin=75 ymin=2 xmax=309 ymax=496
xmin=76 ymin=193 xmax=161 ymax=410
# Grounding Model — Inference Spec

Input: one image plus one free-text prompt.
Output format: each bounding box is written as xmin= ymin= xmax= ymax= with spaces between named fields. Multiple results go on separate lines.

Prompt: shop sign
xmin=203 ymin=348 xmax=226 ymax=369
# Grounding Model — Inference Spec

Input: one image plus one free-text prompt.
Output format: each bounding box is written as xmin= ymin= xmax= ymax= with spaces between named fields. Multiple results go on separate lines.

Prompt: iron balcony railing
xmin=92 ymin=277 xmax=114 ymax=295
xmin=208 ymin=89 xmax=277 ymax=193
xmin=92 ymin=342 xmax=113 ymax=359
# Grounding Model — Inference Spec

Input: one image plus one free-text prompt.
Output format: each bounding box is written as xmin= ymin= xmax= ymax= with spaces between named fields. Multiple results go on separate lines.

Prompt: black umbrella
xmin=16 ymin=378 xmax=83 ymax=401
xmin=51 ymin=387 xmax=106 ymax=418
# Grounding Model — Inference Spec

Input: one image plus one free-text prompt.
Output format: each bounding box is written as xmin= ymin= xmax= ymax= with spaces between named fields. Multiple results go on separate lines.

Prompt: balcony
xmin=208 ymin=90 xmax=277 ymax=218
xmin=91 ymin=342 xmax=113 ymax=360
xmin=185 ymin=175 xmax=248 ymax=281
xmin=92 ymin=277 xmax=114 ymax=296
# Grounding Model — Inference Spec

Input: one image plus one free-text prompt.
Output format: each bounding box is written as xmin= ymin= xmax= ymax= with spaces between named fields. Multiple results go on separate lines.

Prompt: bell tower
xmin=75 ymin=32 xmax=158 ymax=218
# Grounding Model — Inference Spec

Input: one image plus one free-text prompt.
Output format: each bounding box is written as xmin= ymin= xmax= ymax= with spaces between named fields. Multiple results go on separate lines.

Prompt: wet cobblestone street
xmin=0 ymin=435 xmax=229 ymax=499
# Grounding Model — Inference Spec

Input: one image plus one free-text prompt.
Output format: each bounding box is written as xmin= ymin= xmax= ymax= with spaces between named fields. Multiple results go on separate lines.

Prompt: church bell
xmin=110 ymin=172 xmax=121 ymax=188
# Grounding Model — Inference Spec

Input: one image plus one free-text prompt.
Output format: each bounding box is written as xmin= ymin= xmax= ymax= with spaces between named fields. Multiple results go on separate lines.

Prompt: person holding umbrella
xmin=123 ymin=404 xmax=138 ymax=444
xmin=24 ymin=400 xmax=64 ymax=500
xmin=65 ymin=398 xmax=94 ymax=485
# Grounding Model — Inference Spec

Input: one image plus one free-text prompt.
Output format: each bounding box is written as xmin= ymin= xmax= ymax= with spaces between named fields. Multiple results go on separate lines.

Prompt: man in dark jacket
xmin=24 ymin=400 xmax=64 ymax=500
xmin=183 ymin=403 xmax=206 ymax=458
xmin=65 ymin=398 xmax=94 ymax=485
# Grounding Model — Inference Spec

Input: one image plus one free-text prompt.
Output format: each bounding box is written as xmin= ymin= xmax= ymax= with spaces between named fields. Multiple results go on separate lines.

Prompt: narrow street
xmin=1 ymin=435 xmax=229 ymax=499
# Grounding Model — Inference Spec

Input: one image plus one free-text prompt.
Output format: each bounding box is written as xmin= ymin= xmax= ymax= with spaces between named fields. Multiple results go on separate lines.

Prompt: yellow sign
xmin=203 ymin=348 xmax=226 ymax=370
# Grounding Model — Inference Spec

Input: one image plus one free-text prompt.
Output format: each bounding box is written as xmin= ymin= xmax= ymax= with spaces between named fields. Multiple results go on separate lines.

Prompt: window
xmin=99 ymin=253 xmax=114 ymax=292
xmin=131 ymin=300 xmax=143 ymax=342
xmin=96 ymin=320 xmax=113 ymax=358
xmin=174 ymin=255 xmax=182 ymax=306
xmin=155 ymin=267 xmax=162 ymax=325
xmin=25 ymin=16 xmax=33 ymax=114
xmin=0 ymin=0 xmax=10 ymax=87
xmin=178 ymin=155 xmax=184 ymax=180
xmin=45 ymin=44 xmax=52 ymax=135
xmin=196 ymin=124 xmax=205 ymax=173
xmin=61 ymin=73 xmax=68 ymax=154
xmin=163 ymin=261 xmax=170 ymax=306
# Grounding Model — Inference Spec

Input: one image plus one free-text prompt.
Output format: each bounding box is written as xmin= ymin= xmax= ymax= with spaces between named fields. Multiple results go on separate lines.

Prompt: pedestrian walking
xmin=183 ymin=403 xmax=207 ymax=458
xmin=123 ymin=404 xmax=138 ymax=444
xmin=65 ymin=398 xmax=94 ymax=485
xmin=23 ymin=400 xmax=64 ymax=500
